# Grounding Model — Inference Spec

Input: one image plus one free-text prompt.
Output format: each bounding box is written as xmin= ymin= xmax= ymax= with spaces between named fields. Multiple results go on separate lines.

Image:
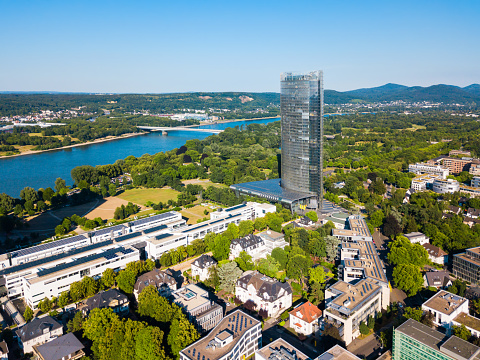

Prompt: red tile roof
xmin=289 ymin=301 xmax=322 ymax=323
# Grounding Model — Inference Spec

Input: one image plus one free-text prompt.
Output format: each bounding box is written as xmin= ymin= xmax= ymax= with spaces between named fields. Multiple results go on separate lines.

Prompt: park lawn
xmin=182 ymin=179 xmax=228 ymax=189
xmin=117 ymin=188 xmax=180 ymax=206
xmin=181 ymin=205 xmax=211 ymax=225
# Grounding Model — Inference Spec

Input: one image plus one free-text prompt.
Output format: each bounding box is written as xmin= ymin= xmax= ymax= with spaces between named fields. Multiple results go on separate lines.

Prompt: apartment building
xmin=255 ymin=338 xmax=309 ymax=360
xmin=432 ymin=179 xmax=460 ymax=194
xmin=440 ymin=157 xmax=472 ymax=174
xmin=453 ymin=247 xmax=480 ymax=286
xmin=173 ymin=284 xmax=223 ymax=333
xmin=180 ymin=310 xmax=262 ymax=360
xmin=409 ymin=163 xmax=449 ymax=179
xmin=332 ymin=215 xmax=373 ymax=242
xmin=323 ymin=278 xmax=383 ymax=345
xmin=338 ymin=240 xmax=390 ymax=307
xmin=393 ymin=318 xmax=480 ymax=360
xmin=235 ymin=271 xmax=292 ymax=318
xmin=472 ymin=176 xmax=480 ymax=188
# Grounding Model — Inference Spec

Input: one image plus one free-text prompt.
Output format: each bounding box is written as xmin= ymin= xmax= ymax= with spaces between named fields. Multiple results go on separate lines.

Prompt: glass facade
xmin=280 ymin=71 xmax=324 ymax=206
xmin=393 ymin=330 xmax=452 ymax=360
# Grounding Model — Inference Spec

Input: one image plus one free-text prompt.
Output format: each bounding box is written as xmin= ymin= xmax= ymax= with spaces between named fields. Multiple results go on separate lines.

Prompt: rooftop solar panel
xmin=115 ymin=232 xmax=142 ymax=242
xmin=143 ymin=224 xmax=168 ymax=234
xmin=225 ymin=204 xmax=247 ymax=212
xmin=36 ymin=247 xmax=130 ymax=278
xmin=10 ymin=234 xmax=88 ymax=259
xmin=91 ymin=225 xmax=126 ymax=237
xmin=0 ymin=240 xmax=114 ymax=276
xmin=131 ymin=212 xmax=176 ymax=227
xmin=154 ymin=233 xmax=173 ymax=241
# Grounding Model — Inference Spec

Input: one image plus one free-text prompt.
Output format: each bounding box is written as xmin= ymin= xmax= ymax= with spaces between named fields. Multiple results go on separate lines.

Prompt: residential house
xmin=229 ymin=234 xmax=266 ymax=261
xmin=16 ymin=316 xmax=63 ymax=354
xmin=235 ymin=271 xmax=292 ymax=318
xmin=446 ymin=205 xmax=461 ymax=215
xmin=173 ymin=284 xmax=223 ymax=333
xmin=180 ymin=310 xmax=262 ymax=360
xmin=423 ymin=243 xmax=448 ymax=265
xmin=191 ymin=254 xmax=217 ymax=282
xmin=467 ymin=208 xmax=480 ymax=219
xmin=82 ymin=289 xmax=129 ymax=316
xmin=255 ymin=338 xmax=309 ymax=360
xmin=423 ymin=271 xmax=452 ymax=289
xmin=288 ymin=301 xmax=322 ymax=336
xmin=133 ymin=268 xmax=177 ymax=299
xmin=34 ymin=333 xmax=84 ymax=360
xmin=296 ymin=216 xmax=315 ymax=227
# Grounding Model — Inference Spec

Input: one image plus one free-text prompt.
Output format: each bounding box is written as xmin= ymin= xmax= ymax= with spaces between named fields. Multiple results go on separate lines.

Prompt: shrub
xmin=280 ymin=311 xmax=290 ymax=321
xmin=360 ymin=322 xmax=370 ymax=335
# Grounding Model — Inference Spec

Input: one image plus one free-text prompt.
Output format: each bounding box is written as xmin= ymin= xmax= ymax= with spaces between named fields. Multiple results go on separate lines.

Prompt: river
xmin=0 ymin=117 xmax=280 ymax=197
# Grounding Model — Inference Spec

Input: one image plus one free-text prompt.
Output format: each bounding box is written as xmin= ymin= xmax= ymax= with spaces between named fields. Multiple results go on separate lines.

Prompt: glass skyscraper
xmin=280 ymin=71 xmax=324 ymax=208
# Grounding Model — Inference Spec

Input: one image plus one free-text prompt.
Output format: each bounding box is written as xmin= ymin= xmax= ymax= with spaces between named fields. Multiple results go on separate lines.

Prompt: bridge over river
xmin=137 ymin=125 xmax=223 ymax=135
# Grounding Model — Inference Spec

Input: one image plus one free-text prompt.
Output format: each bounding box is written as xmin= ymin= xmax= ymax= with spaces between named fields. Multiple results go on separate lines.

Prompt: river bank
xmin=0 ymin=132 xmax=146 ymax=159
xmin=197 ymin=116 xmax=279 ymax=127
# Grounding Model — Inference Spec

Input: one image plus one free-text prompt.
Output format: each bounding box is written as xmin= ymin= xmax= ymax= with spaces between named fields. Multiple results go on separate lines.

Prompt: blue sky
xmin=1 ymin=0 xmax=479 ymax=93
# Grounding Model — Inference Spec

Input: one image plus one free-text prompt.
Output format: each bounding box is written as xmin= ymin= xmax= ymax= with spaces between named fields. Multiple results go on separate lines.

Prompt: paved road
xmin=348 ymin=333 xmax=382 ymax=360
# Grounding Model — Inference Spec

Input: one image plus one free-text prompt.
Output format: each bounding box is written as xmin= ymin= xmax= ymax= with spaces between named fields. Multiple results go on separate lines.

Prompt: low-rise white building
xmin=411 ymin=174 xmax=442 ymax=191
xmin=235 ymin=271 xmax=292 ymax=318
xmin=16 ymin=316 xmax=63 ymax=354
xmin=257 ymin=230 xmax=288 ymax=253
xmin=289 ymin=301 xmax=322 ymax=336
xmin=404 ymin=232 xmax=430 ymax=245
xmin=422 ymin=290 xmax=469 ymax=328
xmin=332 ymin=215 xmax=372 ymax=242
xmin=409 ymin=163 xmax=449 ymax=179
xmin=191 ymin=254 xmax=217 ymax=281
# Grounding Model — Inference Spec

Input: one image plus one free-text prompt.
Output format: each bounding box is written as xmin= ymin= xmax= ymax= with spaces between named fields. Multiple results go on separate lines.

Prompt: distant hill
xmin=339 ymin=83 xmax=480 ymax=104
xmin=463 ymin=84 xmax=480 ymax=97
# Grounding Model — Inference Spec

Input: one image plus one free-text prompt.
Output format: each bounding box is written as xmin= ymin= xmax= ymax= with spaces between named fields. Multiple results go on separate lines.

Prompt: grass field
xmin=182 ymin=179 xmax=228 ymax=189
xmin=180 ymin=205 xmax=211 ymax=224
xmin=117 ymin=188 xmax=180 ymax=206
xmin=406 ymin=124 xmax=427 ymax=131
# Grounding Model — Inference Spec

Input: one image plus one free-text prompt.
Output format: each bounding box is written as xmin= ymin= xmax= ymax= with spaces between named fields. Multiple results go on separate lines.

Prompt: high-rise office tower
xmin=280 ymin=71 xmax=324 ymax=207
